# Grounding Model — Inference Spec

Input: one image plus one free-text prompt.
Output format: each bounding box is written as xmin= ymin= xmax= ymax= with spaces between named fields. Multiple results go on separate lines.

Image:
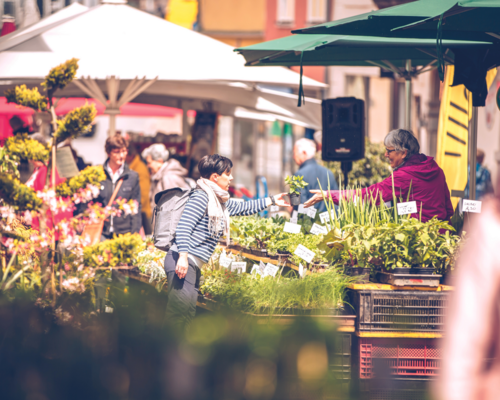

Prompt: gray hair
xmin=294 ymin=138 xmax=317 ymax=159
xmin=141 ymin=143 xmax=169 ymax=162
xmin=384 ymin=129 xmax=420 ymax=157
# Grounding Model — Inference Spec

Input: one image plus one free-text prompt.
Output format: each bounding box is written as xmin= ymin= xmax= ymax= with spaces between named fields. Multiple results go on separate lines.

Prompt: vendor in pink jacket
xmin=305 ymin=129 xmax=454 ymax=222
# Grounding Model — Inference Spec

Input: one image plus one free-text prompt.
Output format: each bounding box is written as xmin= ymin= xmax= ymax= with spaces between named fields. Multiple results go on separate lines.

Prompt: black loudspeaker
xmin=321 ymin=97 xmax=365 ymax=162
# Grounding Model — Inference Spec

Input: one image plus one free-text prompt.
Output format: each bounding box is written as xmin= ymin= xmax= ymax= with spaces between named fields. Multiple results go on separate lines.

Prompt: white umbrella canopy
xmin=0 ymin=2 xmax=324 ymax=88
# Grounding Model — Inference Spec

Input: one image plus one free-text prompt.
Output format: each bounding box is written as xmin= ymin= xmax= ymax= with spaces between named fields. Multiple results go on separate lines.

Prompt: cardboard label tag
xmin=462 ymin=199 xmax=482 ymax=213
xmin=294 ymin=244 xmax=315 ymax=263
xmin=397 ymin=201 xmax=417 ymax=215
xmin=298 ymin=204 xmax=307 ymax=214
xmin=263 ymin=263 xmax=279 ymax=277
xmin=306 ymin=207 xmax=317 ymax=218
xmin=219 ymin=256 xmax=232 ymax=269
xmin=284 ymin=222 xmax=301 ymax=234
xmin=231 ymin=262 xmax=246 ymax=274
xmin=319 ymin=211 xmax=331 ymax=224
xmin=299 ymin=263 xmax=306 ymax=278
xmin=270 ymin=205 xmax=280 ymax=213
xmin=310 ymin=223 xmax=328 ymax=235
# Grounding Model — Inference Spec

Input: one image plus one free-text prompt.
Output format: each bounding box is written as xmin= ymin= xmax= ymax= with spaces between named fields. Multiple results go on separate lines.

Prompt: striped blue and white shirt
xmin=175 ymin=190 xmax=268 ymax=262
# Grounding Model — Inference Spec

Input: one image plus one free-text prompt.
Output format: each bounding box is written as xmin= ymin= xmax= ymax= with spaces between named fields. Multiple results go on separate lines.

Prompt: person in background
xmin=166 ymin=154 xmax=290 ymax=330
xmin=141 ymin=143 xmax=189 ymax=214
xmin=96 ymin=134 xmax=141 ymax=240
xmin=9 ymin=115 xmax=31 ymax=135
xmin=464 ymin=149 xmax=494 ymax=200
xmin=293 ymin=138 xmax=337 ymax=213
xmin=125 ymin=141 xmax=152 ymax=235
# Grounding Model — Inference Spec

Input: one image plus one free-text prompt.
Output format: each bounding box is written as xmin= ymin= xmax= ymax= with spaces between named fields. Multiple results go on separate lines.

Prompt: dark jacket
xmin=294 ymin=158 xmax=338 ymax=213
xmin=97 ymin=160 xmax=142 ymax=236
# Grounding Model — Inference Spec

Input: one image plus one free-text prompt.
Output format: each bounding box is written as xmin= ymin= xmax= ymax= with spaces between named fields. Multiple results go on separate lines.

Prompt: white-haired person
xmin=142 ymin=143 xmax=190 ymax=213
xmin=293 ymin=138 xmax=338 ymax=212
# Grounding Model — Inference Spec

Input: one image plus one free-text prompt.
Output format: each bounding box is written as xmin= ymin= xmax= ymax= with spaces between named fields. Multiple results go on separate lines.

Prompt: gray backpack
xmin=152 ymin=187 xmax=200 ymax=251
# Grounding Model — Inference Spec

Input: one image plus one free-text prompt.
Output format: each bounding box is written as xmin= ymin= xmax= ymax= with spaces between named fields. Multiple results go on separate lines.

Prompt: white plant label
xmin=306 ymin=207 xmax=317 ymax=219
xmin=310 ymin=223 xmax=328 ymax=235
xmin=290 ymin=217 xmax=298 ymax=224
xmin=384 ymin=201 xmax=392 ymax=208
xmin=463 ymin=199 xmax=481 ymax=213
xmin=294 ymin=244 xmax=315 ymax=263
xmin=397 ymin=201 xmax=417 ymax=215
xmin=270 ymin=205 xmax=280 ymax=213
xmin=299 ymin=263 xmax=306 ymax=278
xmin=231 ymin=262 xmax=247 ymax=274
xmin=292 ymin=210 xmax=298 ymax=219
xmin=298 ymin=204 xmax=307 ymax=214
xmin=284 ymin=222 xmax=301 ymax=234
xmin=221 ymin=249 xmax=226 ymax=258
xmin=219 ymin=256 xmax=232 ymax=269
xmin=263 ymin=263 xmax=279 ymax=277
xmin=319 ymin=211 xmax=332 ymax=224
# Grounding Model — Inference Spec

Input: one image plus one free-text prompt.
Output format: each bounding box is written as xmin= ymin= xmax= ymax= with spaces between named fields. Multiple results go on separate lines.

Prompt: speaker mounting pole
xmin=341 ymin=161 xmax=353 ymax=187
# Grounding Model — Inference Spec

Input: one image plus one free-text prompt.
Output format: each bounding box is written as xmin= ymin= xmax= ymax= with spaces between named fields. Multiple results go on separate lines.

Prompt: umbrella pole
xmin=405 ymin=59 xmax=412 ymax=130
xmin=468 ymin=106 xmax=478 ymax=200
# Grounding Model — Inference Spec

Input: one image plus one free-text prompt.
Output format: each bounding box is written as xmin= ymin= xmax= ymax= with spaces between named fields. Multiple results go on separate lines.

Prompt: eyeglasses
xmin=385 ymin=148 xmax=396 ymax=154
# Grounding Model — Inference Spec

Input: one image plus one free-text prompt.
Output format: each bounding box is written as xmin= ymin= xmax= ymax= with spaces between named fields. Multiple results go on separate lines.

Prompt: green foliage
xmin=5 ymin=133 xmax=50 ymax=163
xmin=53 ymin=104 xmax=97 ymax=144
xmin=55 ymin=165 xmax=106 ymax=197
xmin=231 ymin=215 xmax=287 ymax=249
xmin=0 ymin=146 xmax=21 ymax=178
xmin=0 ymin=173 xmax=43 ymax=211
xmin=83 ymin=233 xmax=143 ymax=268
xmin=285 ymin=175 xmax=308 ymax=195
xmin=42 ymin=58 xmax=79 ymax=94
xmin=4 ymin=85 xmax=48 ymax=112
xmin=326 ymin=140 xmax=391 ymax=187
xmin=201 ymin=267 xmax=355 ymax=314
xmin=268 ymin=233 xmax=327 ymax=265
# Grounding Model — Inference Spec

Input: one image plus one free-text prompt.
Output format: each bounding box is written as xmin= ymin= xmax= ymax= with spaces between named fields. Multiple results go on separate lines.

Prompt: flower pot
xmin=411 ymin=266 xmax=435 ymax=275
xmin=390 ymin=267 xmax=411 ymax=274
xmin=347 ymin=267 xmax=371 ymax=282
xmin=288 ymin=193 xmax=301 ymax=206
xmin=252 ymin=248 xmax=268 ymax=257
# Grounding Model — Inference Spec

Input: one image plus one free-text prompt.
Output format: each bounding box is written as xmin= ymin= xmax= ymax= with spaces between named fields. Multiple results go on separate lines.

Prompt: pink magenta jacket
xmin=328 ymin=154 xmax=454 ymax=222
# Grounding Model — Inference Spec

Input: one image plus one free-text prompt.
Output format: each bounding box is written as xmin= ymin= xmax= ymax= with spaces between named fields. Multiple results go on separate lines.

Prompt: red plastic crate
xmin=359 ymin=337 xmax=442 ymax=379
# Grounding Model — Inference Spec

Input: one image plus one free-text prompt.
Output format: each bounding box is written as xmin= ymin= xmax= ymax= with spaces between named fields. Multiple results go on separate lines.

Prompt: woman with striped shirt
xmin=165 ymin=154 xmax=289 ymax=329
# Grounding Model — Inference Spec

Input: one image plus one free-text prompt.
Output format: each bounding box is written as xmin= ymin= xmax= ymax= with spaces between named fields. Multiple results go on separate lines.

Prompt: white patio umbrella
xmin=0 ymin=1 xmax=325 ymax=132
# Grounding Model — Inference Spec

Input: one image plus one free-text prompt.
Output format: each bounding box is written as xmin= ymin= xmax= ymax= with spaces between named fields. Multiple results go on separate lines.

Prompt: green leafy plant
xmin=285 ymin=175 xmax=308 ymax=195
xmin=5 ymin=85 xmax=48 ymax=112
xmin=55 ymin=165 xmax=106 ymax=197
xmin=42 ymin=58 xmax=79 ymax=97
xmin=83 ymin=233 xmax=143 ymax=268
xmin=53 ymin=104 xmax=97 ymax=144
xmin=5 ymin=133 xmax=50 ymax=164
xmin=0 ymin=173 xmax=43 ymax=211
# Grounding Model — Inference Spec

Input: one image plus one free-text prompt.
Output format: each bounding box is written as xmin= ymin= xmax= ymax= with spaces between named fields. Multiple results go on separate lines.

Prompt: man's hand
xmin=304 ymin=190 xmax=326 ymax=208
xmin=176 ymin=252 xmax=189 ymax=279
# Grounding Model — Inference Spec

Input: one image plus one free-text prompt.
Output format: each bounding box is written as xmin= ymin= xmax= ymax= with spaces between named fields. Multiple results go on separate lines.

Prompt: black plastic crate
xmin=356 ymin=378 xmax=431 ymax=400
xmin=349 ymin=290 xmax=449 ymax=332
xmin=331 ymin=333 xmax=352 ymax=380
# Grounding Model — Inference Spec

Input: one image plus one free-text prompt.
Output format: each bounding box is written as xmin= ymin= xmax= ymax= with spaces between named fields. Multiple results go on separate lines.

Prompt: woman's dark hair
xmin=198 ymin=154 xmax=233 ymax=179
xmin=105 ymin=134 xmax=128 ymax=155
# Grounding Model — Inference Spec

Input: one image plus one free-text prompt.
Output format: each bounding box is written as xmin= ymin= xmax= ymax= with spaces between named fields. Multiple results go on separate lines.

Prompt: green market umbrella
xmin=236 ymin=33 xmax=492 ymax=128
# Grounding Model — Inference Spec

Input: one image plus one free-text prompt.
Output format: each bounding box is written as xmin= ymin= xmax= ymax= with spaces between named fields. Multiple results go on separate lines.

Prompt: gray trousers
xmin=164 ymin=251 xmax=200 ymax=331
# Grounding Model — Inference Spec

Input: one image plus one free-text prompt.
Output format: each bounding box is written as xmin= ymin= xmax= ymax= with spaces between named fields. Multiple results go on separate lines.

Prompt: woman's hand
xmin=304 ymin=190 xmax=327 ymax=208
xmin=274 ymin=193 xmax=291 ymax=207
xmin=176 ymin=252 xmax=189 ymax=279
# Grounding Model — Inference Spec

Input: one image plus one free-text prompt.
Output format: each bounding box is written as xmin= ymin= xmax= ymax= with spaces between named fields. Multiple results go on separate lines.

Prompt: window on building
xmin=307 ymin=0 xmax=327 ymax=24
xmin=276 ymin=0 xmax=295 ymax=25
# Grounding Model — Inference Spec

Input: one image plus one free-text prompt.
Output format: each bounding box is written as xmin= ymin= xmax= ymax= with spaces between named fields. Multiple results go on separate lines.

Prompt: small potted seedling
xmin=285 ymin=175 xmax=308 ymax=206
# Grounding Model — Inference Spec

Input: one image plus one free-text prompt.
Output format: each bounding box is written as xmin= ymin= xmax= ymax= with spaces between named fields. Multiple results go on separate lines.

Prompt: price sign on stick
xmin=219 ymin=256 xmax=232 ymax=269
xmin=284 ymin=222 xmax=301 ymax=234
xmin=294 ymin=245 xmax=315 ymax=263
xmin=319 ymin=211 xmax=332 ymax=224
xmin=299 ymin=263 xmax=306 ymax=278
xmin=306 ymin=207 xmax=317 ymax=219
xmin=264 ymin=263 xmax=279 ymax=277
xmin=298 ymin=204 xmax=307 ymax=214
xmin=463 ymin=200 xmax=482 ymax=213
xmin=310 ymin=223 xmax=328 ymax=235
xmin=270 ymin=205 xmax=280 ymax=213
xmin=292 ymin=210 xmax=298 ymax=219
xmin=231 ymin=262 xmax=246 ymax=274
xmin=397 ymin=201 xmax=417 ymax=215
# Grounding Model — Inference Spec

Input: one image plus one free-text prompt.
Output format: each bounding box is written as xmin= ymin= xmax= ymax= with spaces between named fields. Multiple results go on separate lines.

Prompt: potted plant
xmin=285 ymin=175 xmax=308 ymax=206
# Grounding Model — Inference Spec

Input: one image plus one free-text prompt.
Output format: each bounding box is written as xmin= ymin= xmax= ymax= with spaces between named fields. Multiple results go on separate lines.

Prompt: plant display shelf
xmin=348 ymin=283 xmax=453 ymax=292
xmin=221 ymin=245 xmax=313 ymax=275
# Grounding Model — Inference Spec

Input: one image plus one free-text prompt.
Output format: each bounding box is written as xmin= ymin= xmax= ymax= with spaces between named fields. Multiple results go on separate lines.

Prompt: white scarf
xmin=196 ymin=178 xmax=231 ymax=245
